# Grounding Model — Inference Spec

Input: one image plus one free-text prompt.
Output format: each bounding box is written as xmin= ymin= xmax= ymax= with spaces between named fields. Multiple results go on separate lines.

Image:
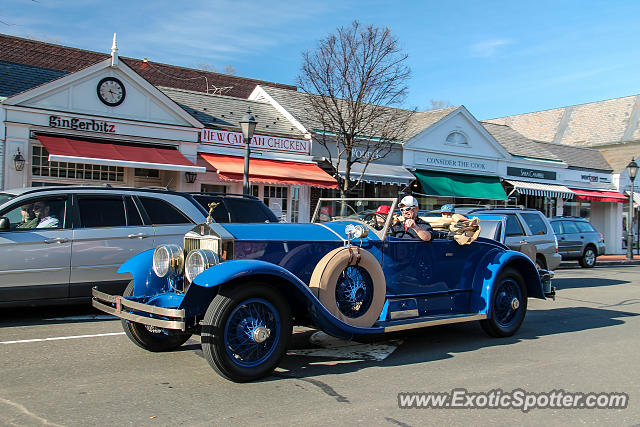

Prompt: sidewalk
xmin=559 ymin=253 xmax=640 ymax=269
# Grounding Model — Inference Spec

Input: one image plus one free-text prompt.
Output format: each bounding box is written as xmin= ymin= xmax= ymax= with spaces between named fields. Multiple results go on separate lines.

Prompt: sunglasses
xmin=400 ymin=207 xmax=415 ymax=212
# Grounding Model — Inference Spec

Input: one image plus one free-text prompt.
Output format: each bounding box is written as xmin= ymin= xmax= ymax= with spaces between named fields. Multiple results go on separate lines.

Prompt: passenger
xmin=16 ymin=204 xmax=38 ymax=229
xmin=33 ymin=202 xmax=59 ymax=228
xmin=389 ymin=195 xmax=433 ymax=241
xmin=369 ymin=204 xmax=391 ymax=230
xmin=440 ymin=204 xmax=455 ymax=219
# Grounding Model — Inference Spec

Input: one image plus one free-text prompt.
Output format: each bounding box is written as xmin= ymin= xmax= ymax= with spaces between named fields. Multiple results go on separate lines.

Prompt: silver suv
xmin=466 ymin=208 xmax=561 ymax=271
xmin=0 ymin=187 xmax=281 ymax=307
xmin=549 ymin=217 xmax=605 ymax=268
xmin=0 ymin=186 xmax=210 ymax=307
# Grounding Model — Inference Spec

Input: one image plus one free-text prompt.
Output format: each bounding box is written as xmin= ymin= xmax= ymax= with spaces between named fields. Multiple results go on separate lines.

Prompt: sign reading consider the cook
xmin=201 ymin=129 xmax=310 ymax=155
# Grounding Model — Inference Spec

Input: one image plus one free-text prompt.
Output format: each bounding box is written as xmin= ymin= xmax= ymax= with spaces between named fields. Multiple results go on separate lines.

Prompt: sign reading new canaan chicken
xmin=201 ymin=129 xmax=311 ymax=155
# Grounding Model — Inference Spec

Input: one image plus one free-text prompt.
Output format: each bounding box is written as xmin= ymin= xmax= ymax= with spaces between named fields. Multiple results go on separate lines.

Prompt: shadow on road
xmin=553 ymin=277 xmax=629 ymax=290
xmin=271 ymin=306 xmax=638 ymax=381
xmin=0 ymin=304 xmax=114 ymax=327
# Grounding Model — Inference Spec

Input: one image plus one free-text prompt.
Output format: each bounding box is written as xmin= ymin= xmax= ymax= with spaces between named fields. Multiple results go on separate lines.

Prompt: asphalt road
xmin=1 ymin=265 xmax=639 ymax=426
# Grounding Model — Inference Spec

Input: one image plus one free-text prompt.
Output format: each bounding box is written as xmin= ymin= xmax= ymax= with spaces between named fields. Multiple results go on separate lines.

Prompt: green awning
xmin=414 ymin=170 xmax=508 ymax=200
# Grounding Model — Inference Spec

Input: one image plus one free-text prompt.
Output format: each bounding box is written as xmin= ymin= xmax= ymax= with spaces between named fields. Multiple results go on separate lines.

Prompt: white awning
xmin=336 ymin=162 xmax=415 ymax=186
xmin=625 ymin=191 xmax=640 ymax=207
xmin=506 ymin=180 xmax=574 ymax=199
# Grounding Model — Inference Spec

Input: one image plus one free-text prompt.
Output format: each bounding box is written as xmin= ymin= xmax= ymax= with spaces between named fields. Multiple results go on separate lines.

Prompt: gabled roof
xmin=0 ymin=60 xmax=67 ymax=98
xmin=159 ymin=86 xmax=306 ymax=138
xmin=485 ymin=94 xmax=640 ymax=147
xmin=0 ymin=33 xmax=296 ymax=98
xmin=482 ymin=122 xmax=612 ymax=171
xmin=252 ymin=85 xmax=432 ymax=141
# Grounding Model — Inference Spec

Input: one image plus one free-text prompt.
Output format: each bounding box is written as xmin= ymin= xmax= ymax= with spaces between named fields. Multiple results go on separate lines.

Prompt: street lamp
xmin=626 ymin=158 xmax=638 ymax=260
xmin=13 ymin=148 xmax=25 ymax=172
xmin=239 ymin=108 xmax=257 ymax=195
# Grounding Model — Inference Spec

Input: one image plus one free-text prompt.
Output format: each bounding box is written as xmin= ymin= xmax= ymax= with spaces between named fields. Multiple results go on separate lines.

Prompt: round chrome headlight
xmin=185 ymin=249 xmax=220 ymax=283
xmin=152 ymin=244 xmax=184 ymax=278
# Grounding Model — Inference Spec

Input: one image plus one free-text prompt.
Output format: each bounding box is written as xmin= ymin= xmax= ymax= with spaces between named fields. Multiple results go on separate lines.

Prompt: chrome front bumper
xmin=91 ymin=287 xmax=187 ymax=331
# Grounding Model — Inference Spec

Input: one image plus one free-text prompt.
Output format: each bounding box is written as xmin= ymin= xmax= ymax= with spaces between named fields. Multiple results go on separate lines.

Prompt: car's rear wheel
xmin=201 ymin=284 xmax=292 ymax=382
xmin=121 ymin=281 xmax=192 ymax=352
xmin=579 ymin=246 xmax=597 ymax=268
xmin=480 ymin=268 xmax=527 ymax=337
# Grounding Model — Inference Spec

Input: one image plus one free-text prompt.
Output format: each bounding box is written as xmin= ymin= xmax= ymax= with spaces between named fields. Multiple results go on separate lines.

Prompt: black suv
xmin=549 ymin=217 xmax=605 ymax=268
xmin=190 ymin=193 xmax=278 ymax=223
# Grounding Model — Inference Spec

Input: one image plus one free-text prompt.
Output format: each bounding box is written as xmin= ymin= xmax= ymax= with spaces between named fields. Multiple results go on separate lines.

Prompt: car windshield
xmin=313 ymin=198 xmax=397 ymax=225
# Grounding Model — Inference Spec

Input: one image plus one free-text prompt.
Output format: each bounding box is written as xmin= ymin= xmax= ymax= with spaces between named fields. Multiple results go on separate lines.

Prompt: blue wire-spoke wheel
xmin=201 ymin=284 xmax=292 ymax=382
xmin=335 ymin=266 xmax=374 ymax=319
xmin=493 ymin=278 xmax=522 ymax=328
xmin=223 ymin=298 xmax=281 ymax=368
xmin=480 ymin=268 xmax=528 ymax=338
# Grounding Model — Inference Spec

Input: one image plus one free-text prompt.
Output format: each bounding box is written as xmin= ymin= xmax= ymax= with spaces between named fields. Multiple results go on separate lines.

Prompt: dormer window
xmin=445 ymin=131 xmax=469 ymax=146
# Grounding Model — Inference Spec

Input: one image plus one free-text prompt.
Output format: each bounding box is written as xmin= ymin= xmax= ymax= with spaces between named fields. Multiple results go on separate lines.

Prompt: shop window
xmin=134 ymin=168 xmax=160 ymax=178
xmin=201 ymin=184 xmax=227 ymax=193
xmin=32 ymin=146 xmax=124 ymax=183
xmin=263 ymin=185 xmax=288 ymax=221
xmin=290 ymin=187 xmax=300 ymax=223
xmin=445 ymin=131 xmax=469 ymax=147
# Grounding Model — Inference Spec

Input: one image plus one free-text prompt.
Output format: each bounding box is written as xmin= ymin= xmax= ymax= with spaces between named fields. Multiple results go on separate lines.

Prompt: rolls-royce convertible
xmin=92 ymin=198 xmax=555 ymax=382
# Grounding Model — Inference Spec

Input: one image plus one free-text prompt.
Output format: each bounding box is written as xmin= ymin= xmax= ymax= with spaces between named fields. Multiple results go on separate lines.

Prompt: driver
xmin=389 ymin=196 xmax=433 ymax=241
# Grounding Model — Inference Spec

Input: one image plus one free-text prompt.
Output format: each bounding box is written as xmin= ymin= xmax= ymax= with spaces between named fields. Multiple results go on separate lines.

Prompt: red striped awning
xmin=570 ymin=188 xmax=627 ymax=203
xmin=36 ymin=135 xmax=205 ymax=172
xmin=200 ymin=153 xmax=337 ymax=188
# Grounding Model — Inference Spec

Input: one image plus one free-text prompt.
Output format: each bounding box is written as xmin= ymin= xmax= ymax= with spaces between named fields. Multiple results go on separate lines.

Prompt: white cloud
xmin=469 ymin=39 xmax=513 ymax=57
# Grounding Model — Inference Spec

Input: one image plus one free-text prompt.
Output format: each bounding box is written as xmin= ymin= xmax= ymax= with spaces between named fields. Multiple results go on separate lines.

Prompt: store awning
xmin=414 ymin=170 xmax=508 ymax=200
xmin=625 ymin=191 xmax=640 ymax=207
xmin=200 ymin=153 xmax=338 ymax=189
xmin=335 ymin=162 xmax=415 ymax=186
xmin=570 ymin=188 xmax=627 ymax=203
xmin=36 ymin=135 xmax=205 ymax=173
xmin=506 ymin=180 xmax=574 ymax=199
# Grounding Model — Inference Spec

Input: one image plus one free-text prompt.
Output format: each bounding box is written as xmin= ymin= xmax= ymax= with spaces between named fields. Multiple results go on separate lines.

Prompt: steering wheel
xmin=363 ymin=212 xmax=387 ymax=231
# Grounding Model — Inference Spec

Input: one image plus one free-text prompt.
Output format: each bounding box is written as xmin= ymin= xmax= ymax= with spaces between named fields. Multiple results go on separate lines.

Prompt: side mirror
xmin=0 ymin=217 xmax=9 ymax=232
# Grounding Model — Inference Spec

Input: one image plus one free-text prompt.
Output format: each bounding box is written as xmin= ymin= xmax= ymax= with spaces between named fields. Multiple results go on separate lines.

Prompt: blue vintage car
xmin=92 ymin=197 xmax=555 ymax=382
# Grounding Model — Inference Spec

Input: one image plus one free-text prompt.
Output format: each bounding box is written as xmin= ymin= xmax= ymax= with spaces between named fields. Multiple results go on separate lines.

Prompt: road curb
xmin=558 ymin=260 xmax=640 ymax=269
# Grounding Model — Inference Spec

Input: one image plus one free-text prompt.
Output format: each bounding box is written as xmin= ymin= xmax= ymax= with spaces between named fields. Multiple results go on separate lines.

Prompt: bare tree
xmin=223 ymin=64 xmax=236 ymax=75
xmin=298 ymin=21 xmax=414 ymax=197
xmin=426 ymin=99 xmax=453 ymax=110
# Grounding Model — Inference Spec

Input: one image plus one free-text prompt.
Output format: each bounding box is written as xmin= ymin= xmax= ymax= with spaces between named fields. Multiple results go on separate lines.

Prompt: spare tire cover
xmin=309 ymin=246 xmax=386 ymax=327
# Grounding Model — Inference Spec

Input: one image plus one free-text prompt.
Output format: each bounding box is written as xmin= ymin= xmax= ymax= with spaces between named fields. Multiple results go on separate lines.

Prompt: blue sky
xmin=2 ymin=0 xmax=640 ymax=119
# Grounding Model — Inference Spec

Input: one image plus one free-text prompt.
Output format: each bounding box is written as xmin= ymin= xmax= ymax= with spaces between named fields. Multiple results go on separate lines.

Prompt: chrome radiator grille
xmin=184 ymin=237 xmax=219 ymax=254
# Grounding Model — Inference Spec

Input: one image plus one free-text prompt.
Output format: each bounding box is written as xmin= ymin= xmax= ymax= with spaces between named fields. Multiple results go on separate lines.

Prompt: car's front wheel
xmin=121 ymin=281 xmax=192 ymax=352
xmin=201 ymin=284 xmax=292 ymax=382
xmin=480 ymin=268 xmax=527 ymax=337
xmin=579 ymin=246 xmax=597 ymax=268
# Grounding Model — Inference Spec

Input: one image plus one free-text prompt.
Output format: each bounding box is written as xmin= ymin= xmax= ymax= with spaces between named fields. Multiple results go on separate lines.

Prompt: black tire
xmin=201 ymin=284 xmax=292 ymax=382
xmin=121 ymin=281 xmax=192 ymax=352
xmin=579 ymin=246 xmax=597 ymax=268
xmin=535 ymin=255 xmax=547 ymax=271
xmin=480 ymin=268 xmax=528 ymax=338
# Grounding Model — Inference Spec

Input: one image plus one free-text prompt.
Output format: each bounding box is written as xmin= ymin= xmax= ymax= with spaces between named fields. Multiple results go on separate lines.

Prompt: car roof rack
xmin=189 ymin=192 xmax=260 ymax=200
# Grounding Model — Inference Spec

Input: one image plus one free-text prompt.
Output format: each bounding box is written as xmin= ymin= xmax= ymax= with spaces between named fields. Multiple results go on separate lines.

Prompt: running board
xmin=379 ymin=313 xmax=487 ymax=332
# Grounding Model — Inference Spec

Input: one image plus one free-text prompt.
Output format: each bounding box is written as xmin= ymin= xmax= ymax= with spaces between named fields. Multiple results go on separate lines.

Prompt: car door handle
xmin=44 ymin=238 xmax=70 ymax=244
xmin=127 ymin=233 xmax=150 ymax=239
xmin=519 ymin=239 xmax=528 ymax=244
xmin=560 ymin=237 xmax=565 ymax=240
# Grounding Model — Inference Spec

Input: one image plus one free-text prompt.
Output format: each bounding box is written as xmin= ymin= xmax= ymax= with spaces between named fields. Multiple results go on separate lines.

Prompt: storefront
xmin=162 ymin=86 xmax=338 ymax=223
xmin=503 ymin=166 xmax=575 ymax=217
xmin=2 ymin=55 xmax=206 ymax=192
xmin=403 ymin=107 xmax=511 ymax=210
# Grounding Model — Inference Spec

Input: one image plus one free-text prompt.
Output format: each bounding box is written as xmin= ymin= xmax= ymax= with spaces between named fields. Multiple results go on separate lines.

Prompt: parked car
xmin=549 ymin=217 xmax=605 ymax=268
xmin=190 ymin=192 xmax=278 ymax=223
xmin=92 ymin=198 xmax=554 ymax=382
xmin=464 ymin=207 xmax=561 ymax=271
xmin=0 ymin=187 xmax=276 ymax=307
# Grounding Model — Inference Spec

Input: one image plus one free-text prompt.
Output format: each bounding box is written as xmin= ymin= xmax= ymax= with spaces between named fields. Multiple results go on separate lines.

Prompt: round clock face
xmin=97 ymin=77 xmax=126 ymax=106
